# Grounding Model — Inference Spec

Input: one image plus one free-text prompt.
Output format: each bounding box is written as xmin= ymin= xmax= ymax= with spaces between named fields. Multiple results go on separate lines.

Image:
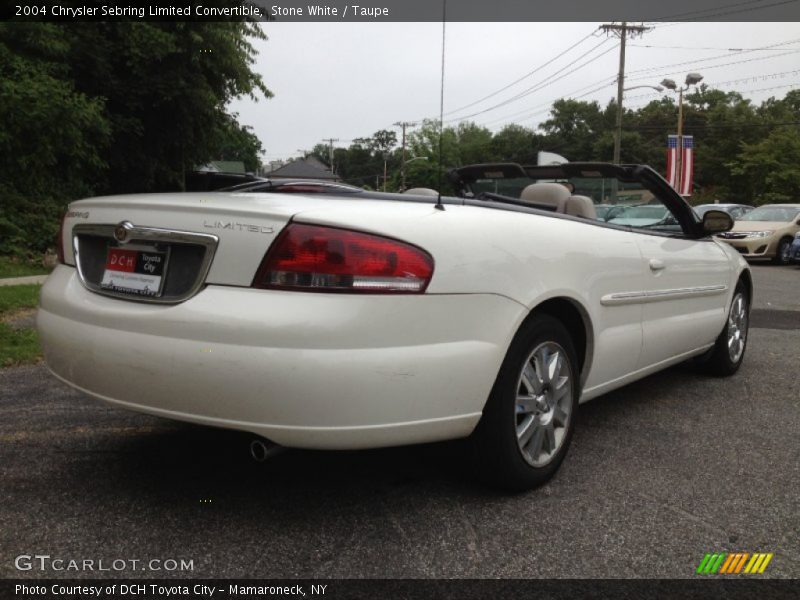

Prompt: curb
xmin=0 ymin=275 xmax=50 ymax=287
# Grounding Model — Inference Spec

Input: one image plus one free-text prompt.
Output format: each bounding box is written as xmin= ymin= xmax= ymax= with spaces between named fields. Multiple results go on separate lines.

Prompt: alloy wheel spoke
xmin=553 ymin=404 xmax=569 ymax=427
xmin=533 ymin=352 xmax=548 ymax=385
xmin=517 ymin=415 xmax=537 ymax=447
xmin=547 ymin=351 xmax=561 ymax=384
xmin=544 ymin=423 xmax=556 ymax=454
xmin=552 ymin=376 xmax=570 ymax=401
xmin=524 ymin=424 xmax=545 ymax=459
xmin=522 ymin=362 xmax=543 ymax=394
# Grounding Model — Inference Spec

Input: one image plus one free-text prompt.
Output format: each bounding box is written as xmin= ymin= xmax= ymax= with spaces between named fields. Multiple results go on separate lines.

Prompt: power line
xmin=446 ymin=40 xmax=618 ymax=123
xmin=653 ymin=0 xmax=779 ymax=21
xmin=628 ymin=43 xmax=800 ymax=51
xmin=623 ymin=69 xmax=800 ymax=100
xmin=482 ymin=76 xmax=800 ymax=132
xmin=624 ymin=119 xmax=800 ymax=131
xmin=627 ymin=48 xmax=800 ymax=84
xmin=477 ymin=75 xmax=624 ymax=128
xmin=667 ymin=0 xmax=800 ymax=21
xmin=456 ymin=33 xmax=800 ymax=130
xmin=625 ymin=37 xmax=800 ymax=77
xmin=472 ymin=40 xmax=800 ymax=131
xmin=440 ymin=29 xmax=599 ymax=117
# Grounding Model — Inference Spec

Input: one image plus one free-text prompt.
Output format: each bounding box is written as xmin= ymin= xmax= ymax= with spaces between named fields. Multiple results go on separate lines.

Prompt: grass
xmin=0 ymin=256 xmax=53 ymax=279
xmin=0 ymin=284 xmax=43 ymax=367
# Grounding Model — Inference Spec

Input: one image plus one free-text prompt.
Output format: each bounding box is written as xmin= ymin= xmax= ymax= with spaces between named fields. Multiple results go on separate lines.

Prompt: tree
xmin=0 ymin=22 xmax=271 ymax=257
xmin=0 ymin=24 xmax=109 ymax=256
xmin=213 ymin=114 xmax=264 ymax=173
xmin=540 ymin=99 xmax=607 ymax=161
xmin=64 ymin=22 xmax=271 ymax=192
xmin=490 ymin=124 xmax=540 ymax=164
xmin=729 ymin=126 xmax=800 ymax=205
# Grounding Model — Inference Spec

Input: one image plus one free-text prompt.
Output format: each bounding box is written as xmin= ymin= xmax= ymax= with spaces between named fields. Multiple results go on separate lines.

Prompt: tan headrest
xmin=519 ymin=183 xmax=571 ymax=211
xmin=403 ymin=187 xmax=439 ymax=196
xmin=566 ymin=195 xmax=597 ymax=219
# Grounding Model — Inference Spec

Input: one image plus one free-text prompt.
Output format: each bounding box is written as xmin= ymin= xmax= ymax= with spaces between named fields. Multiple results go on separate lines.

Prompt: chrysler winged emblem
xmin=114 ymin=221 xmax=134 ymax=244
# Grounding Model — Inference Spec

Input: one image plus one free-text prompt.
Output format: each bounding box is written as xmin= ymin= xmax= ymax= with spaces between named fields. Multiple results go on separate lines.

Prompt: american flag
xmin=665 ymin=135 xmax=694 ymax=196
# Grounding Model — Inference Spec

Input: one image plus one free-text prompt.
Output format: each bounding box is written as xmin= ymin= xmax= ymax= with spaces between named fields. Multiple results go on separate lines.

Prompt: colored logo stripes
xmin=696 ymin=552 xmax=774 ymax=574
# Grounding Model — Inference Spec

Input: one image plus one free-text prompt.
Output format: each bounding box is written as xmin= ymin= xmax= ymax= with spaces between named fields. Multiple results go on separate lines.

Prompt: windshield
xmin=739 ymin=206 xmax=800 ymax=222
xmin=469 ymin=176 xmax=656 ymax=205
xmin=613 ymin=205 xmax=667 ymax=219
xmin=693 ymin=205 xmax=719 ymax=217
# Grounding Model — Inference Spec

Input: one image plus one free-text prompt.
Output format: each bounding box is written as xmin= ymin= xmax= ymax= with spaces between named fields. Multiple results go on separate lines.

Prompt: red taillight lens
xmin=253 ymin=224 xmax=434 ymax=293
xmin=56 ymin=210 xmax=67 ymax=264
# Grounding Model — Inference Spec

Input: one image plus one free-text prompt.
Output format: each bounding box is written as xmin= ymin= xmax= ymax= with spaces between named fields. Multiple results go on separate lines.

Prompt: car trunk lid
xmin=62 ymin=192 xmax=351 ymax=296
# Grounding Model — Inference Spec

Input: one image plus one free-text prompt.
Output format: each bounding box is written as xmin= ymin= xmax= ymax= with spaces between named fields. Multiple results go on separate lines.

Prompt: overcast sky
xmin=227 ymin=22 xmax=800 ymax=163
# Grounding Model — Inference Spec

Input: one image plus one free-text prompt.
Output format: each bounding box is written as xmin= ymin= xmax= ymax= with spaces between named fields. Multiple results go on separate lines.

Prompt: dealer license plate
xmin=101 ymin=246 xmax=168 ymax=297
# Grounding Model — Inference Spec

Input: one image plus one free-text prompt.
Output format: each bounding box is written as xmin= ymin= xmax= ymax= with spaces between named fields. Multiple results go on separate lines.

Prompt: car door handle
xmin=649 ymin=259 xmax=666 ymax=271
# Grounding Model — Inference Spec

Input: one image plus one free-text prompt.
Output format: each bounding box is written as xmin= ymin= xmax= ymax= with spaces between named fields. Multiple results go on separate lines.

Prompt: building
xmin=261 ymin=157 xmax=340 ymax=181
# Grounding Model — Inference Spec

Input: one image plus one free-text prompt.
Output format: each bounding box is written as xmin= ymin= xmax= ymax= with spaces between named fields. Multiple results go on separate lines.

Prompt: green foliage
xmin=0 ymin=257 xmax=52 ymax=278
xmin=729 ymin=127 xmax=800 ymax=205
xmin=1 ymin=22 xmax=271 ymax=257
xmin=0 ymin=284 xmax=42 ymax=367
xmin=0 ymin=324 xmax=40 ymax=367
xmin=212 ymin=113 xmax=264 ymax=173
xmin=490 ymin=124 xmax=542 ymax=164
xmin=0 ymin=284 xmax=41 ymax=314
xmin=0 ymin=24 xmax=110 ymax=257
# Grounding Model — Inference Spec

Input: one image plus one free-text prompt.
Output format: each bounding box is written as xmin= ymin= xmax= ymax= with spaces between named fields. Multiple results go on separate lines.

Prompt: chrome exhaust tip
xmin=249 ymin=438 xmax=283 ymax=462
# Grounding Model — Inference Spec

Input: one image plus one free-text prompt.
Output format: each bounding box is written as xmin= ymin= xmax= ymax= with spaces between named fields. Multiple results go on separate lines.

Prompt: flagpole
xmin=676 ymin=87 xmax=684 ymax=195
xmin=661 ymin=73 xmax=702 ymax=196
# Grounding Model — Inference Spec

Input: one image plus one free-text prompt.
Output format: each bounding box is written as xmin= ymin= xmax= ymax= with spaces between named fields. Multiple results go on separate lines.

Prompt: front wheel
xmin=773 ymin=237 xmax=792 ymax=265
xmin=471 ymin=314 xmax=579 ymax=491
xmin=697 ymin=282 xmax=749 ymax=376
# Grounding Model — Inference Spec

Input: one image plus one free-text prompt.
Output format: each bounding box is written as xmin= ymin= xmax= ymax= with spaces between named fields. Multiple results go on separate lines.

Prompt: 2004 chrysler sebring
xmin=38 ymin=162 xmax=752 ymax=490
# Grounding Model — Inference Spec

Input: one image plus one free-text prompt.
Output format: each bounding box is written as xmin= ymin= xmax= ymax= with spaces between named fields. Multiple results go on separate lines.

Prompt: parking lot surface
xmin=1 ymin=265 xmax=798 ymax=579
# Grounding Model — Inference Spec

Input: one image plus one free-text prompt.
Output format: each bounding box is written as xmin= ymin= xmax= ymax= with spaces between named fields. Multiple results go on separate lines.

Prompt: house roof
xmin=264 ymin=157 xmax=339 ymax=180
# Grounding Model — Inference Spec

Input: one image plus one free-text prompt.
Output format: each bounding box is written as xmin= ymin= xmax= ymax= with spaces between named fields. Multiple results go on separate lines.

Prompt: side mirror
xmin=703 ymin=210 xmax=734 ymax=235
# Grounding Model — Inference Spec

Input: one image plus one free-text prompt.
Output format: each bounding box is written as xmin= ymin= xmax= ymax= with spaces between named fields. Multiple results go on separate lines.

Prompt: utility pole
xmin=320 ymin=137 xmax=339 ymax=173
xmin=600 ymin=22 xmax=650 ymax=165
xmin=393 ymin=121 xmax=418 ymax=191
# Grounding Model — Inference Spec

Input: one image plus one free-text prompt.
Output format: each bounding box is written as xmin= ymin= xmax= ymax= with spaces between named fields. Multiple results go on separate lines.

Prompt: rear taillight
xmin=253 ymin=224 xmax=434 ymax=293
xmin=56 ymin=210 xmax=67 ymax=264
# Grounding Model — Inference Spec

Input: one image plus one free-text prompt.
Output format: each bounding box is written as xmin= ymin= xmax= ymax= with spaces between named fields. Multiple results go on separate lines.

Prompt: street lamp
xmin=623 ymin=84 xmax=664 ymax=93
xmin=399 ymin=156 xmax=428 ymax=192
xmin=661 ymin=73 xmax=703 ymax=194
xmin=613 ymin=83 xmax=664 ymax=165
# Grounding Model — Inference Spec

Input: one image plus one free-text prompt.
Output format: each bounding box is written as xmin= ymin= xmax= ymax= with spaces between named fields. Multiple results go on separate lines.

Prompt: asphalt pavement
xmin=1 ymin=264 xmax=798 ymax=579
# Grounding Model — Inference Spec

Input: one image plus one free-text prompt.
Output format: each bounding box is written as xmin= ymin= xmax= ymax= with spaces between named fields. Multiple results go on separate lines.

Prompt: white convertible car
xmin=38 ymin=162 xmax=751 ymax=490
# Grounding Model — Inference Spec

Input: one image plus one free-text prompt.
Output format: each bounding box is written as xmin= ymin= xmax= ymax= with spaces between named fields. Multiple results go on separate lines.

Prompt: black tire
xmin=471 ymin=314 xmax=579 ymax=491
xmin=773 ymin=237 xmax=793 ymax=265
xmin=697 ymin=282 xmax=749 ymax=376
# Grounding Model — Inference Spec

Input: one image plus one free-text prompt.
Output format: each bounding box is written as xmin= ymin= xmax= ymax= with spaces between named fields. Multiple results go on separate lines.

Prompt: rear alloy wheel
xmin=773 ymin=237 xmax=792 ymax=265
xmin=698 ymin=283 xmax=749 ymax=376
xmin=472 ymin=314 xmax=579 ymax=491
xmin=515 ymin=341 xmax=574 ymax=468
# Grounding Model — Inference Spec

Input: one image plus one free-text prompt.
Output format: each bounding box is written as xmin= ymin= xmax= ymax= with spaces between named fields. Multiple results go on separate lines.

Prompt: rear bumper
xmin=38 ymin=266 xmax=525 ymax=449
